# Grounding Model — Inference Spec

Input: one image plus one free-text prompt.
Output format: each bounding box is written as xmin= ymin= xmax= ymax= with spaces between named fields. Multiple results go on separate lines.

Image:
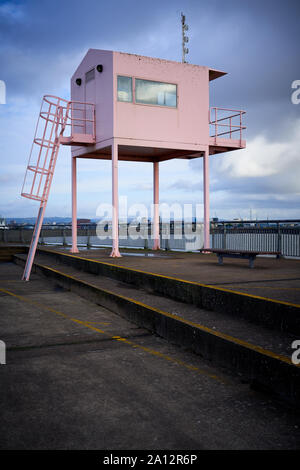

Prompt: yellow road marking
xmin=222 ymin=285 xmax=300 ymax=292
xmin=0 ymin=286 xmax=226 ymax=384
xmin=17 ymin=261 xmax=299 ymax=368
xmin=41 ymin=248 xmax=300 ymax=309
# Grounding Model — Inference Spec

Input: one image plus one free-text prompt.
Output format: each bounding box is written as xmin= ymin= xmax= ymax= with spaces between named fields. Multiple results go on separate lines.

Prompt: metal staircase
xmin=21 ymin=95 xmax=95 ymax=281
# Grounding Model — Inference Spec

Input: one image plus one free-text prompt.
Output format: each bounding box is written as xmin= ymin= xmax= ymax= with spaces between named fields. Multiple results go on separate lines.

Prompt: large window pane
xmin=117 ymin=76 xmax=132 ymax=102
xmin=135 ymin=79 xmax=177 ymax=107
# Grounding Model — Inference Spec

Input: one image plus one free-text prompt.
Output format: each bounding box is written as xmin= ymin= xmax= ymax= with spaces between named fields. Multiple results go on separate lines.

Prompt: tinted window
xmin=117 ymin=76 xmax=133 ymax=102
xmin=135 ymin=79 xmax=177 ymax=107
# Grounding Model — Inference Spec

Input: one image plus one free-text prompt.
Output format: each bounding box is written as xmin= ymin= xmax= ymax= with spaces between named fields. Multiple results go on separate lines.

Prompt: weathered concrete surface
xmin=0 ymin=245 xmax=27 ymax=261
xmin=1 ymin=262 xmax=300 ymax=450
xmin=33 ymin=248 xmax=300 ymax=335
xmin=4 ymin=244 xmax=300 ymax=303
xmin=14 ymin=254 xmax=300 ymax=408
xmin=59 ymin=247 xmax=299 ymax=304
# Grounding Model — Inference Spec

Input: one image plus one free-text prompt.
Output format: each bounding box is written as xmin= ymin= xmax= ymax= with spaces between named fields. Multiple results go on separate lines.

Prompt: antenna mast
xmin=181 ymin=12 xmax=189 ymax=63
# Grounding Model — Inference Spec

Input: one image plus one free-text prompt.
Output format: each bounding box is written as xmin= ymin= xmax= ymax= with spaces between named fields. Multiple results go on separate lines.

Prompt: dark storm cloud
xmin=0 ymin=0 xmax=299 ymax=218
xmin=0 ymin=0 xmax=176 ymax=99
xmin=1 ymin=0 xmax=299 ymax=108
xmin=187 ymin=0 xmax=300 ymax=138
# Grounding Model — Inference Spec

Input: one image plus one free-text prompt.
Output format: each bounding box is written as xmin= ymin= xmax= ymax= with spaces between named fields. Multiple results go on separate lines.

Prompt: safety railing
xmin=40 ymin=95 xmax=96 ymax=138
xmin=20 ymin=95 xmax=96 ymax=281
xmin=211 ymin=220 xmax=300 ymax=258
xmin=40 ymin=95 xmax=96 ymax=141
xmin=210 ymin=107 xmax=246 ymax=142
xmin=3 ymin=220 xmax=300 ymax=257
xmin=21 ymin=95 xmax=95 ymax=202
xmin=21 ymin=95 xmax=67 ymax=202
xmin=64 ymin=99 xmax=96 ymax=139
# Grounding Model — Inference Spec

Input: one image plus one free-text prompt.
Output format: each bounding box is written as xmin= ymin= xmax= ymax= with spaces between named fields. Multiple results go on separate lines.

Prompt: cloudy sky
xmin=0 ymin=0 xmax=299 ymax=221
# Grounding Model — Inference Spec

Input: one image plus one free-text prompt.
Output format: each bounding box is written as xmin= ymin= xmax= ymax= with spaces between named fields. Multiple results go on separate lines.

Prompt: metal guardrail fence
xmin=0 ymin=223 xmax=204 ymax=252
xmin=209 ymin=107 xmax=246 ymax=142
xmin=1 ymin=220 xmax=300 ymax=257
xmin=211 ymin=221 xmax=300 ymax=258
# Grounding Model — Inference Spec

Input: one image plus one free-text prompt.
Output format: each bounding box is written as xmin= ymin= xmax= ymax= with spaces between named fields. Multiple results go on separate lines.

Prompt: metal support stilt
xmin=203 ymin=148 xmax=210 ymax=250
xmin=110 ymin=140 xmax=121 ymax=257
xmin=153 ymin=161 xmax=160 ymax=250
xmin=22 ymin=204 xmax=46 ymax=281
xmin=71 ymin=157 xmax=79 ymax=253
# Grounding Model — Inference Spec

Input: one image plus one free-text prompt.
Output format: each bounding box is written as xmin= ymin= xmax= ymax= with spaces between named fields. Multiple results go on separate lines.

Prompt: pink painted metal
xmin=21 ymin=51 xmax=246 ymax=280
xmin=203 ymin=148 xmax=210 ymax=250
xmin=22 ymin=95 xmax=96 ymax=202
xmin=21 ymin=96 xmax=67 ymax=280
xmin=110 ymin=140 xmax=121 ymax=257
xmin=60 ymin=100 xmax=96 ymax=146
xmin=69 ymin=50 xmax=246 ymax=255
xmin=71 ymin=157 xmax=79 ymax=253
xmin=153 ymin=161 xmax=160 ymax=250
xmin=209 ymin=107 xmax=246 ymax=143
xmin=71 ymin=50 xmax=224 ymax=159
xmin=22 ymin=96 xmax=65 ymax=203
xmin=21 ymin=95 xmax=96 ymax=280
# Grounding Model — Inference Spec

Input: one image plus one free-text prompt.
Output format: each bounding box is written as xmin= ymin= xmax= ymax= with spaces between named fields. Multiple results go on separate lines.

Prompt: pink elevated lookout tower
xmin=21 ymin=49 xmax=246 ymax=281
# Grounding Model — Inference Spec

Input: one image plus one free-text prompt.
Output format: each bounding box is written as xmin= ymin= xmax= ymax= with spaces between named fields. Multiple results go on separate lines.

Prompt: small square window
xmin=117 ymin=76 xmax=133 ymax=102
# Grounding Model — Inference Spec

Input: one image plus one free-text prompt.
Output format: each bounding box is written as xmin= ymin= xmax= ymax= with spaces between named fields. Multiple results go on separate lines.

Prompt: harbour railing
xmin=211 ymin=220 xmax=300 ymax=258
xmin=1 ymin=219 xmax=300 ymax=257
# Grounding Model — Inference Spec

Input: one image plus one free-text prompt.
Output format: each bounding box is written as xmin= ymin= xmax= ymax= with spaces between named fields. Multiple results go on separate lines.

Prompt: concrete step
xmin=35 ymin=247 xmax=300 ymax=335
xmin=0 ymin=246 xmax=27 ymax=262
xmin=14 ymin=252 xmax=300 ymax=408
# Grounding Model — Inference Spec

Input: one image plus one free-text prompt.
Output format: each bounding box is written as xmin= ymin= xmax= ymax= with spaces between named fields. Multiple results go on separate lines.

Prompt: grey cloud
xmin=1 ymin=0 xmax=300 ymax=219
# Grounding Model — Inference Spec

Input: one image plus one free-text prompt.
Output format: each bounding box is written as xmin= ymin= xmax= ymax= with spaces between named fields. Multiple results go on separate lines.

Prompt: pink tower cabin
xmin=21 ymin=49 xmax=246 ymax=280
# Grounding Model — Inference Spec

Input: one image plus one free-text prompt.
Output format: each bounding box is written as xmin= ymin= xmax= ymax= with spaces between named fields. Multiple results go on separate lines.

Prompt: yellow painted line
xmin=25 ymin=261 xmax=299 ymax=368
xmin=0 ymin=286 xmax=226 ymax=384
xmin=223 ymin=286 xmax=300 ymax=292
xmin=40 ymin=248 xmax=300 ymax=309
xmin=204 ymin=284 xmax=300 ymax=308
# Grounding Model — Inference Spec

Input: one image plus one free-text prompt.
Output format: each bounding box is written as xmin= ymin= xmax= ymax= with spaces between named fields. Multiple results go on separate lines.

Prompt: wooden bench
xmin=199 ymin=249 xmax=281 ymax=268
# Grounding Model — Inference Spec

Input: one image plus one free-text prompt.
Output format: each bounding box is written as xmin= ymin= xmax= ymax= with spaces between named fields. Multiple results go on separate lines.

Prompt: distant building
xmin=0 ymin=217 xmax=8 ymax=229
xmin=77 ymin=219 xmax=91 ymax=225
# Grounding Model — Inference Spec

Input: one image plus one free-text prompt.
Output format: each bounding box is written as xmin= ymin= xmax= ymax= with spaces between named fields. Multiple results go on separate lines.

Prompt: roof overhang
xmin=209 ymin=68 xmax=227 ymax=81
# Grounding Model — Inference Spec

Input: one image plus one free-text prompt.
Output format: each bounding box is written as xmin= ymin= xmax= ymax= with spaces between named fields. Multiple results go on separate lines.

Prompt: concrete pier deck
xmin=1 ymin=261 xmax=300 ymax=450
xmin=48 ymin=246 xmax=300 ymax=305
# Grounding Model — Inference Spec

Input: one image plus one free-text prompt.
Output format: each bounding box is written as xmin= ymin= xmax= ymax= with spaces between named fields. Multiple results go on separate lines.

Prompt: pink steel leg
xmin=153 ymin=161 xmax=160 ymax=250
xmin=22 ymin=203 xmax=46 ymax=281
xmin=110 ymin=140 xmax=121 ymax=257
xmin=203 ymin=148 xmax=210 ymax=249
xmin=70 ymin=157 xmax=79 ymax=253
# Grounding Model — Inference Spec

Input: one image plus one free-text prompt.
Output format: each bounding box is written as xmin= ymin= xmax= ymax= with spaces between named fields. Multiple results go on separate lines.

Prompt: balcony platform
xmin=60 ymin=133 xmax=96 ymax=146
xmin=209 ymin=136 xmax=246 ymax=155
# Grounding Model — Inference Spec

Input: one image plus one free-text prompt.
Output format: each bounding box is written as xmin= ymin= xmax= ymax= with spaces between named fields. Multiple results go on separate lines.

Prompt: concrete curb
xmin=0 ymin=245 xmax=27 ymax=262
xmin=37 ymin=248 xmax=300 ymax=335
xmin=14 ymin=254 xmax=300 ymax=409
